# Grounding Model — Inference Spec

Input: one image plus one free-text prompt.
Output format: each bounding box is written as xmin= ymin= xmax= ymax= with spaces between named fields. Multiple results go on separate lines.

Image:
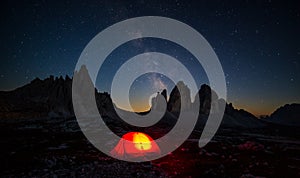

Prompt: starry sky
xmin=1 ymin=0 xmax=299 ymax=116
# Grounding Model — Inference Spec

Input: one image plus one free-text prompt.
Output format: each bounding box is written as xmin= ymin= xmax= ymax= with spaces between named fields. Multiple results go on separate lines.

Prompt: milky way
xmin=1 ymin=0 xmax=299 ymax=116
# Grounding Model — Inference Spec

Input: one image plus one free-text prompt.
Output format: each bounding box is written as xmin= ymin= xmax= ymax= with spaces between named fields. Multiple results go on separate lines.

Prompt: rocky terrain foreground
xmin=0 ymin=116 xmax=299 ymax=177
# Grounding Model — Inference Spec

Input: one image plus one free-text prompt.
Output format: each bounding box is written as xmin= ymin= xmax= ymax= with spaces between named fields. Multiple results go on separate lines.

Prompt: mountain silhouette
xmin=262 ymin=103 xmax=300 ymax=126
xmin=0 ymin=65 xmax=298 ymax=129
xmin=165 ymin=81 xmax=264 ymax=128
xmin=0 ymin=66 xmax=113 ymax=119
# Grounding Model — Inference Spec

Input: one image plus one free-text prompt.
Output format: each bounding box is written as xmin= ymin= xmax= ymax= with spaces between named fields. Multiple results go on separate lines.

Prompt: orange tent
xmin=110 ymin=132 xmax=160 ymax=160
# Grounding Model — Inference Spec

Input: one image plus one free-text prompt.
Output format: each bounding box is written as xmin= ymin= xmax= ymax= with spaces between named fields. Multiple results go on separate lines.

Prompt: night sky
xmin=1 ymin=0 xmax=299 ymax=116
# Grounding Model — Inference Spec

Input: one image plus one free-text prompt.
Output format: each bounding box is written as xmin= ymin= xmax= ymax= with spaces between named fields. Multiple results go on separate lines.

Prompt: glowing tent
xmin=110 ymin=132 xmax=160 ymax=160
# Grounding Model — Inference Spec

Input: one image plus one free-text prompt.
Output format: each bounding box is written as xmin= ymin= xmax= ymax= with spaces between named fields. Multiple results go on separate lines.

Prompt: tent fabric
xmin=110 ymin=132 xmax=160 ymax=159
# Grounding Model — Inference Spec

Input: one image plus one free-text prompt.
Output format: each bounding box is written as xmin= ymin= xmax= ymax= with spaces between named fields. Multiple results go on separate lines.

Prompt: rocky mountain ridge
xmin=0 ymin=69 xmax=298 ymax=127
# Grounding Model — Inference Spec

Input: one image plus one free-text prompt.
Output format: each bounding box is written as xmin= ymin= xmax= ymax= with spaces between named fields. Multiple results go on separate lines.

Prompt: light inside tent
xmin=110 ymin=132 xmax=160 ymax=159
xmin=132 ymin=132 xmax=152 ymax=150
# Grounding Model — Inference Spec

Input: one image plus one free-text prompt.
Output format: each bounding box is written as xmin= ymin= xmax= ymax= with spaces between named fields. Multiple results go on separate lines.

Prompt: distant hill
xmin=262 ymin=103 xmax=300 ymax=126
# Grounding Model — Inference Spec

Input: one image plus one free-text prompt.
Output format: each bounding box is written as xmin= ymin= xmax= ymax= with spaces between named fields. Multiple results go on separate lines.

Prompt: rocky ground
xmin=0 ymin=117 xmax=299 ymax=177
